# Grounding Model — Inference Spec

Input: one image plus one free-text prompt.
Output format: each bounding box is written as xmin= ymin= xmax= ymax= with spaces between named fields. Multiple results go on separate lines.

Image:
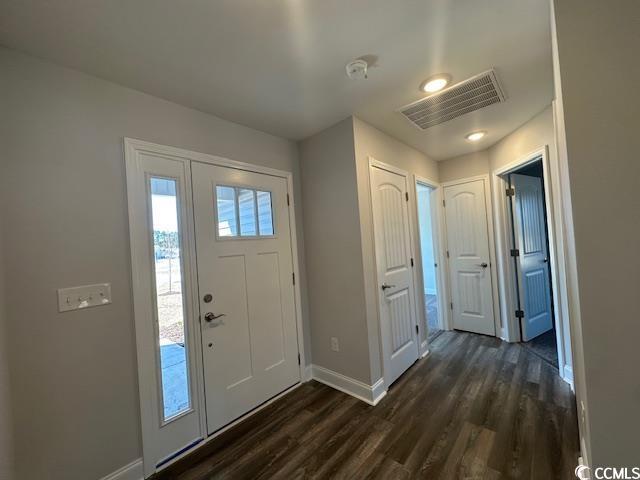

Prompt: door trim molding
xmin=441 ymin=175 xmax=502 ymax=338
xmin=413 ymin=175 xmax=449 ymax=354
xmin=311 ymin=365 xmax=387 ymax=406
xmin=124 ymin=138 xmax=307 ymax=476
xmin=491 ymin=145 xmax=574 ymax=387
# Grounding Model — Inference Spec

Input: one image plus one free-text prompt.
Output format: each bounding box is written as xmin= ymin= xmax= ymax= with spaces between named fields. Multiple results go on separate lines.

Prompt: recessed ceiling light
xmin=420 ymin=74 xmax=451 ymax=93
xmin=465 ymin=131 xmax=486 ymax=142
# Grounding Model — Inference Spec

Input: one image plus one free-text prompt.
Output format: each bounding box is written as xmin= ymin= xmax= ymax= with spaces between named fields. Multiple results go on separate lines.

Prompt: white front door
xmin=370 ymin=163 xmax=420 ymax=386
xmin=191 ymin=162 xmax=300 ymax=434
xmin=511 ymin=173 xmax=553 ymax=341
xmin=444 ymin=179 xmax=496 ymax=336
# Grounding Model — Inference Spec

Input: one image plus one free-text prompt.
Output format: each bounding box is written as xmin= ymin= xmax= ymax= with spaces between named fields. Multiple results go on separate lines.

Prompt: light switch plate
xmin=58 ymin=283 xmax=112 ymax=312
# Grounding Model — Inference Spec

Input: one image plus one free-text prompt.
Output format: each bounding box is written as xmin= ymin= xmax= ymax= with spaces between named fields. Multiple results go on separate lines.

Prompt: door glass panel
xmin=256 ymin=190 xmax=274 ymax=235
xmin=215 ymin=186 xmax=274 ymax=238
xmin=238 ymin=188 xmax=257 ymax=236
xmin=150 ymin=177 xmax=191 ymax=421
xmin=216 ymin=186 xmax=238 ymax=237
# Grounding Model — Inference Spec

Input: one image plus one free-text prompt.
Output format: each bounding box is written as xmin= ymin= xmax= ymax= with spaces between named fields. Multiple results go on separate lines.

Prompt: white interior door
xmin=192 ymin=162 xmax=300 ymax=434
xmin=444 ymin=180 xmax=496 ymax=336
xmin=370 ymin=163 xmax=419 ymax=386
xmin=511 ymin=173 xmax=553 ymax=341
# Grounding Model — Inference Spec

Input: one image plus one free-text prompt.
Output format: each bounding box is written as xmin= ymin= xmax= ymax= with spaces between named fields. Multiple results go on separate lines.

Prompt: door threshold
xmin=152 ymin=382 xmax=301 ymax=477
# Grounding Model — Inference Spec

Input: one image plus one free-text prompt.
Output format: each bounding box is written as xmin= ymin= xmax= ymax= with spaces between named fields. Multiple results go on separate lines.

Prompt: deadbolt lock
xmin=203 ymin=294 xmax=213 ymax=303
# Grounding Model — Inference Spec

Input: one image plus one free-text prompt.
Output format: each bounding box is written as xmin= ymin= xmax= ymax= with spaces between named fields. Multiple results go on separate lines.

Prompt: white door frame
xmin=125 ymin=138 xmax=307 ymax=476
xmin=413 ymin=175 xmax=449 ymax=355
xmin=491 ymin=145 xmax=574 ymax=386
xmin=440 ymin=175 xmax=502 ymax=338
xmin=368 ymin=157 xmax=421 ymax=388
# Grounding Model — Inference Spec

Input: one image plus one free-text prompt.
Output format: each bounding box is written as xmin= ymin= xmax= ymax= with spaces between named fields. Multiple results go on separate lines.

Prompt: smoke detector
xmin=346 ymin=59 xmax=368 ymax=80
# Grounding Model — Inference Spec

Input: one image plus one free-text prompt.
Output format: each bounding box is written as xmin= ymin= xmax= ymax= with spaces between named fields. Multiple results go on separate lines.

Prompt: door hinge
xmin=450 ymin=302 xmax=454 ymax=310
xmin=510 ymin=248 xmax=520 ymax=257
xmin=515 ymin=309 xmax=525 ymax=319
xmin=442 ymin=199 xmax=446 ymax=207
xmin=405 ymin=192 xmax=409 ymax=202
xmin=287 ymin=193 xmax=290 ymax=206
xmin=415 ymin=325 xmax=419 ymax=335
xmin=410 ymin=258 xmax=414 ymax=267
xmin=446 ymin=250 xmax=450 ymax=258
xmin=506 ymin=187 xmax=515 ymax=197
xmin=297 ymin=353 xmax=301 ymax=365
xmin=292 ymin=272 xmax=295 ymax=285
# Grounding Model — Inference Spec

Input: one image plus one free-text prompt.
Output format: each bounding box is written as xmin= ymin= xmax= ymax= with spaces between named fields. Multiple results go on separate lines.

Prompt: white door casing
xmin=191 ymin=162 xmax=300 ymax=434
xmin=511 ymin=174 xmax=553 ymax=341
xmin=444 ymin=180 xmax=496 ymax=336
xmin=370 ymin=162 xmax=420 ymax=386
xmin=126 ymin=149 xmax=203 ymax=477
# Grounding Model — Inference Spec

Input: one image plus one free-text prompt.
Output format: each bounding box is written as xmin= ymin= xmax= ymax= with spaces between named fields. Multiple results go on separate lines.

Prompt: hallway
xmin=155 ymin=331 xmax=580 ymax=479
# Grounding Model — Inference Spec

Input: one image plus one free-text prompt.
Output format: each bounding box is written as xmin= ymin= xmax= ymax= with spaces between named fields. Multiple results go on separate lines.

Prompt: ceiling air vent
xmin=398 ymin=69 xmax=506 ymax=130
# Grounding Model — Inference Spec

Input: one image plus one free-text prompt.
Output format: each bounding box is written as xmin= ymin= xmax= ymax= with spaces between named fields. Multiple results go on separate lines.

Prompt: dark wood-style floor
xmin=154 ymin=331 xmax=580 ymax=480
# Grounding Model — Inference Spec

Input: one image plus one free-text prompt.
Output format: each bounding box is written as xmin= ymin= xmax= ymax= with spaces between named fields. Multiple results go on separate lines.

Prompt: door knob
xmin=381 ymin=283 xmax=396 ymax=290
xmin=478 ymin=262 xmax=488 ymax=268
xmin=204 ymin=312 xmax=226 ymax=322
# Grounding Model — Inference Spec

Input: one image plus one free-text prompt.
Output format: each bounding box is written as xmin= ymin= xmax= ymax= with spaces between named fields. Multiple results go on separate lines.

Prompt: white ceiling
xmin=0 ymin=0 xmax=554 ymax=160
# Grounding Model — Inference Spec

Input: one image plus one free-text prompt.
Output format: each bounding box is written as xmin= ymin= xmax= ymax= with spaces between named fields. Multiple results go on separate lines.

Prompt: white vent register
xmin=398 ymin=69 xmax=506 ymax=130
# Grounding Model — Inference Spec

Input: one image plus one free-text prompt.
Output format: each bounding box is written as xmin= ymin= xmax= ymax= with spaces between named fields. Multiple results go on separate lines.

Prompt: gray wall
xmin=489 ymin=107 xmax=555 ymax=171
xmin=299 ymin=117 xmax=439 ymax=385
xmin=299 ymin=118 xmax=374 ymax=383
xmin=553 ymin=0 xmax=640 ymax=467
xmin=438 ymin=150 xmax=490 ymax=183
xmin=0 ymin=204 xmax=13 ymax=480
xmin=0 ymin=47 xmax=307 ymax=480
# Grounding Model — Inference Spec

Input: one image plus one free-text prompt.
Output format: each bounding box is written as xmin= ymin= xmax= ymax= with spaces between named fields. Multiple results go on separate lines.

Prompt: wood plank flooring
xmin=152 ymin=331 xmax=580 ymax=480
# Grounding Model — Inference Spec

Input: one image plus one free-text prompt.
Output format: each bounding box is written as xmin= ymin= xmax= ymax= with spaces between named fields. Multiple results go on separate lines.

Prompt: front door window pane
xmin=257 ymin=191 xmax=274 ymax=235
xmin=215 ymin=185 xmax=275 ymax=238
xmin=150 ymin=177 xmax=191 ymax=420
xmin=216 ymin=186 xmax=237 ymax=237
xmin=238 ymin=189 xmax=257 ymax=236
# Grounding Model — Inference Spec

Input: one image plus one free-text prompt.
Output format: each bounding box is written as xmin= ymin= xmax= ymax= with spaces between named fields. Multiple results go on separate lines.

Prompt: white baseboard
xmin=311 ymin=364 xmax=386 ymax=406
xmin=100 ymin=459 xmax=143 ymax=480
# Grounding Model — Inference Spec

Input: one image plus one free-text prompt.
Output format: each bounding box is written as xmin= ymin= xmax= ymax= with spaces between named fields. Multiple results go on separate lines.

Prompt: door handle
xmin=204 ymin=312 xmax=226 ymax=323
xmin=381 ymin=283 xmax=396 ymax=291
xmin=478 ymin=262 xmax=488 ymax=268
xmin=542 ymin=258 xmax=549 ymax=263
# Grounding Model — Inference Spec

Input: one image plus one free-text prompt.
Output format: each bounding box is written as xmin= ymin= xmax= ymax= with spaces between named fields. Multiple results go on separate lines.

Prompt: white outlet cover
xmin=58 ymin=283 xmax=112 ymax=312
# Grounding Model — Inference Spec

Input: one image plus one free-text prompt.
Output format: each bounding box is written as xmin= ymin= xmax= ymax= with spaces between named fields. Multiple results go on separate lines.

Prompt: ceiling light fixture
xmin=465 ymin=131 xmax=486 ymax=142
xmin=420 ymin=74 xmax=451 ymax=93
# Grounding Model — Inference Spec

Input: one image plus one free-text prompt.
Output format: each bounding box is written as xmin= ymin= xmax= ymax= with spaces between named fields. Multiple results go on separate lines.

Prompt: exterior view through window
xmin=150 ymin=177 xmax=191 ymax=420
xmin=216 ymin=185 xmax=274 ymax=237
